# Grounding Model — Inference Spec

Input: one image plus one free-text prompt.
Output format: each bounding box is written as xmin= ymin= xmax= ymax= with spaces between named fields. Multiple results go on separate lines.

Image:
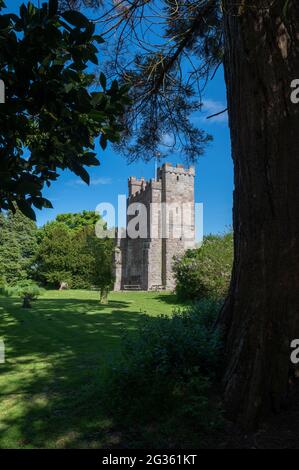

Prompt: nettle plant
xmin=0 ymin=0 xmax=130 ymax=219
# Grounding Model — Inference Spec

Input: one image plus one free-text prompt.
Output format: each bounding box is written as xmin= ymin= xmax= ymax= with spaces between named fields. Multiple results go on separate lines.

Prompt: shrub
xmin=103 ymin=299 xmax=223 ymax=447
xmin=173 ymin=232 xmax=233 ymax=301
xmin=6 ymin=280 xmax=44 ymax=308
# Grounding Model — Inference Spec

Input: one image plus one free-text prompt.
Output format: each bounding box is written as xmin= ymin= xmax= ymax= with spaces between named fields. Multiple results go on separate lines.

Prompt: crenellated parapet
xmin=157 ymin=162 xmax=195 ymax=178
xmin=128 ymin=163 xmax=194 ymax=200
xmin=128 ymin=177 xmax=162 ymax=202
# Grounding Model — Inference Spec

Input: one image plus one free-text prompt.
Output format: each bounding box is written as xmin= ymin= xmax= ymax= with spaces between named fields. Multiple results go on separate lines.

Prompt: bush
xmin=173 ymin=232 xmax=233 ymax=301
xmin=103 ymin=299 xmax=223 ymax=447
xmin=5 ymin=280 xmax=44 ymax=308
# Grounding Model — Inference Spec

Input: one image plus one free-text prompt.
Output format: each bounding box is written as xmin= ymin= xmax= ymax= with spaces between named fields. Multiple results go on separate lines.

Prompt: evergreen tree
xmin=85 ymin=226 xmax=115 ymax=302
xmin=36 ymin=222 xmax=74 ymax=288
xmin=0 ymin=210 xmax=38 ymax=285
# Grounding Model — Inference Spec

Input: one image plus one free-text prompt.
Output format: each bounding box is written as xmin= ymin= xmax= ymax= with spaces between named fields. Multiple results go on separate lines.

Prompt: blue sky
xmin=8 ymin=1 xmax=233 ymax=235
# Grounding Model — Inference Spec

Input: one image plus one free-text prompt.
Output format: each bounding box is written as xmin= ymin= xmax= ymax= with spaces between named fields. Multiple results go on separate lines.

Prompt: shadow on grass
xmin=0 ymin=295 xmax=150 ymax=448
xmin=154 ymin=293 xmax=180 ymax=305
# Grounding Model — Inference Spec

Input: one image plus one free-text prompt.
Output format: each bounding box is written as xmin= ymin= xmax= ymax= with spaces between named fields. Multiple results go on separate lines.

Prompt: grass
xmin=0 ymin=289 xmax=182 ymax=448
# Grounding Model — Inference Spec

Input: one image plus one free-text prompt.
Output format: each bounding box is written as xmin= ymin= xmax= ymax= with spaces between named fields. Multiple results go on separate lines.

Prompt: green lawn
xmin=0 ymin=290 xmax=181 ymax=448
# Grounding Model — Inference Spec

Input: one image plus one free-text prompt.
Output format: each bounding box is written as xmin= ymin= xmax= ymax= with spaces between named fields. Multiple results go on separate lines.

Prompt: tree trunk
xmin=100 ymin=288 xmax=109 ymax=304
xmin=220 ymin=0 xmax=299 ymax=429
xmin=22 ymin=295 xmax=31 ymax=308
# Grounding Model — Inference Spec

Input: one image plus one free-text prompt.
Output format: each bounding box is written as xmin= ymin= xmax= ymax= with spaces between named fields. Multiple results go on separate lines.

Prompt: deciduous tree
xmin=37 ymin=212 xmax=113 ymax=292
xmin=0 ymin=0 xmax=129 ymax=218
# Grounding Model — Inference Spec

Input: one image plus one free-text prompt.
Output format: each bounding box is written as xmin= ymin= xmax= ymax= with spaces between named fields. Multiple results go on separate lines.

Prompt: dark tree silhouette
xmin=0 ymin=0 xmax=128 ymax=218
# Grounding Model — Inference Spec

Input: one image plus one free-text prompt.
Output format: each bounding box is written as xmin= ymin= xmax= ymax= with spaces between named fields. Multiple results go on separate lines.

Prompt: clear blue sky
xmin=8 ymin=1 xmax=233 ymax=235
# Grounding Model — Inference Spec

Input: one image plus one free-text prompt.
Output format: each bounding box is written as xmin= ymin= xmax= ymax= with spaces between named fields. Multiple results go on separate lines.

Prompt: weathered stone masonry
xmin=114 ymin=163 xmax=196 ymax=291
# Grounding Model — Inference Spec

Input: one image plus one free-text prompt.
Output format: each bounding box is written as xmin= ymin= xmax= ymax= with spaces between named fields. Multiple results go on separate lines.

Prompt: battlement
xmin=157 ymin=163 xmax=195 ymax=178
xmin=128 ymin=177 xmax=162 ymax=200
xmin=128 ymin=163 xmax=194 ymax=199
xmin=128 ymin=176 xmax=145 ymax=197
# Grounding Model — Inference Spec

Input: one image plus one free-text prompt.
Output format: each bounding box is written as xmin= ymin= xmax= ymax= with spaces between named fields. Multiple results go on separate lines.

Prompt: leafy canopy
xmin=173 ymin=232 xmax=233 ymax=301
xmin=36 ymin=211 xmax=114 ymax=292
xmin=0 ymin=0 xmax=129 ymax=219
xmin=5 ymin=279 xmax=43 ymax=301
xmin=55 ymin=210 xmax=101 ymax=231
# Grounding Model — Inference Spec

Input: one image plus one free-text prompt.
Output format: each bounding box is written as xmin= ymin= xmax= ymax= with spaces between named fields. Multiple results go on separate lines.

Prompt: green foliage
xmin=104 ymin=298 xmax=223 ymax=446
xmin=5 ymin=279 xmax=44 ymax=307
xmin=68 ymin=226 xmax=98 ymax=289
xmin=0 ymin=210 xmax=38 ymax=285
xmin=6 ymin=279 xmax=43 ymax=300
xmin=0 ymin=1 xmax=129 ymax=218
xmin=0 ymin=274 xmax=6 ymax=295
xmin=36 ymin=222 xmax=75 ymax=287
xmin=36 ymin=212 xmax=114 ymax=291
xmin=173 ymin=232 xmax=233 ymax=301
xmin=84 ymin=226 xmax=115 ymax=301
xmin=55 ymin=210 xmax=101 ymax=231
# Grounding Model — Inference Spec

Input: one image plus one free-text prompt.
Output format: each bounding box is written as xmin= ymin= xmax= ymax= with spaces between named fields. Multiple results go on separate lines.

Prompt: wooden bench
xmin=151 ymin=285 xmax=166 ymax=291
xmin=123 ymin=285 xmax=141 ymax=290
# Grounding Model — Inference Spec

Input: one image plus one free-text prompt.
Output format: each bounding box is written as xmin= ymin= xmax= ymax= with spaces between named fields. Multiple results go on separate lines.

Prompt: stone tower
xmin=114 ymin=163 xmax=196 ymax=291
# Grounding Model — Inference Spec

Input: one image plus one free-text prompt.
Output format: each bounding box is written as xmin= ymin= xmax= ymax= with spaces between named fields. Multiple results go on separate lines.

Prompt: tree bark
xmin=220 ymin=0 xmax=299 ymax=429
xmin=100 ymin=288 xmax=109 ymax=304
xmin=22 ymin=295 xmax=32 ymax=308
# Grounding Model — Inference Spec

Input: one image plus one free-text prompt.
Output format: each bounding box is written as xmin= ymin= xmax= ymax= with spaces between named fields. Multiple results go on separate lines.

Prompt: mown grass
xmin=0 ymin=290 xmax=181 ymax=448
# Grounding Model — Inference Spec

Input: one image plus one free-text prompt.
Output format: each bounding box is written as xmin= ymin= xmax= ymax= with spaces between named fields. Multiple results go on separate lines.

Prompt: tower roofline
xmin=158 ymin=162 xmax=195 ymax=176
